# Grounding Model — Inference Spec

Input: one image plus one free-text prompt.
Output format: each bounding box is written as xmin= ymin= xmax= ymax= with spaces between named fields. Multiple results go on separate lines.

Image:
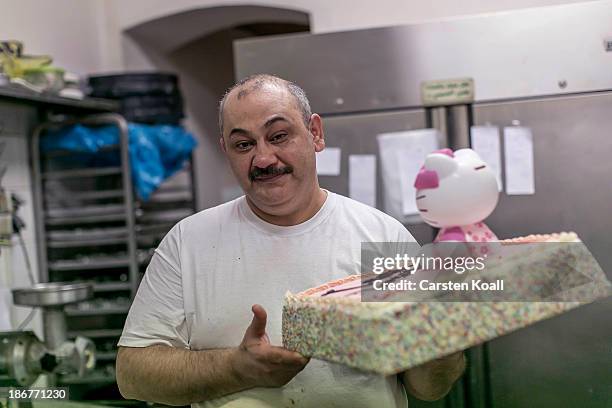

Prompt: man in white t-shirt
xmin=116 ymin=74 xmax=465 ymax=407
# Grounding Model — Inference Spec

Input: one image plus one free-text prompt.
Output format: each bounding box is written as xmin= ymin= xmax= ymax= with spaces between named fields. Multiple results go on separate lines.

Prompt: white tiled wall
xmin=0 ymin=130 xmax=43 ymax=338
xmin=2 ymin=134 xmax=32 ymax=189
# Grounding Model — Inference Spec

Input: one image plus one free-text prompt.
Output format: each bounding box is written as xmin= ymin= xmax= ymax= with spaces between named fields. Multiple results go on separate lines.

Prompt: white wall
xmin=105 ymin=0 xmax=590 ymax=39
xmin=0 ymin=108 xmax=40 ymax=335
xmin=99 ymin=0 xmax=598 ymax=73
xmin=1 ymin=0 xmax=117 ymax=75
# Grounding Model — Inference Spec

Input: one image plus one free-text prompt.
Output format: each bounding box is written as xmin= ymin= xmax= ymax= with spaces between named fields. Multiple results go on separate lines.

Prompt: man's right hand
xmin=232 ymin=304 xmax=309 ymax=388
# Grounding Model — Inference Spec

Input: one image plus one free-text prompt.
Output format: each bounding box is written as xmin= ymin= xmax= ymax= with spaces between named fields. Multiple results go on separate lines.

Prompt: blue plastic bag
xmin=41 ymin=123 xmax=197 ymax=201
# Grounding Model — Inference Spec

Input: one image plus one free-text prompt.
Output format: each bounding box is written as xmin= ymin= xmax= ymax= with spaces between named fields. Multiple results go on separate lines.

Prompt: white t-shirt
xmin=119 ymin=191 xmax=416 ymax=408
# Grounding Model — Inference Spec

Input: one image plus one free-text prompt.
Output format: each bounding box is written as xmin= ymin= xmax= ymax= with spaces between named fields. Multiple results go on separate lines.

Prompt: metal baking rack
xmin=30 ymin=113 xmax=196 ymax=393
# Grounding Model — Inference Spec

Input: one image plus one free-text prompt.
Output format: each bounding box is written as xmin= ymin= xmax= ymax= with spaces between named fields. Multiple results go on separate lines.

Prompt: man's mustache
xmin=250 ymin=165 xmax=293 ymax=181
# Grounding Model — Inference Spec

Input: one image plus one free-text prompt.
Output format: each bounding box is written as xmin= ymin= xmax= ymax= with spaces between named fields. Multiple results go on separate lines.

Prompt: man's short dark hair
xmin=218 ymin=74 xmax=312 ymax=135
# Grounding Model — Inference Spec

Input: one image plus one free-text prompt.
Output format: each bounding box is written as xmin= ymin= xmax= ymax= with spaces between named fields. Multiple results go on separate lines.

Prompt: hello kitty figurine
xmin=414 ymin=148 xmax=499 ymax=244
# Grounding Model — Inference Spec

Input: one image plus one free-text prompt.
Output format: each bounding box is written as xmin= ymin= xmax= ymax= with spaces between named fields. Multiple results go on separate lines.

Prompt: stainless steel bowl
xmin=12 ymin=282 xmax=93 ymax=307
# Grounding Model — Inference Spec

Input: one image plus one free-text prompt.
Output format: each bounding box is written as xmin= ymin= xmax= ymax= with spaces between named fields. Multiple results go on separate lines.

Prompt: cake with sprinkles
xmin=282 ymin=232 xmax=611 ymax=374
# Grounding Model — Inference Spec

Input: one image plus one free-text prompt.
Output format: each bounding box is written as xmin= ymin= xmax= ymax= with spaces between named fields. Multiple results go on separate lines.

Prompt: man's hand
xmin=117 ymin=304 xmax=309 ymax=405
xmin=401 ymin=351 xmax=465 ymax=401
xmin=232 ymin=304 xmax=310 ymax=388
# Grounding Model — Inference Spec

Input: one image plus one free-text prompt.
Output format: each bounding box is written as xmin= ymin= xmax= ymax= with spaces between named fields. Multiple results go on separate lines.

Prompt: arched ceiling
xmin=125 ymin=5 xmax=310 ymax=53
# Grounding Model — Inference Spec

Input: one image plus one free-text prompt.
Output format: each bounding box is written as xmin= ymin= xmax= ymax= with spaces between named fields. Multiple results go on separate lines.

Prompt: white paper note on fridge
xmin=349 ymin=155 xmax=376 ymax=207
xmin=470 ymin=125 xmax=503 ymax=191
xmin=316 ymin=147 xmax=341 ymax=176
xmin=503 ymin=126 xmax=535 ymax=195
xmin=377 ymin=129 xmax=440 ymax=219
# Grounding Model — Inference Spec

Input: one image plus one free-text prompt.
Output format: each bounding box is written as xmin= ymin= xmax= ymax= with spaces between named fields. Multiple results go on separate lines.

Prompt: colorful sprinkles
xmin=282 ymin=232 xmax=611 ymax=375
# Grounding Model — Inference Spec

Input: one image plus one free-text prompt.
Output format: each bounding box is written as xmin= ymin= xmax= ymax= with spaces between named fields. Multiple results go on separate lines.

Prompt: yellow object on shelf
xmin=0 ymin=42 xmax=53 ymax=79
xmin=0 ymin=54 xmax=53 ymax=79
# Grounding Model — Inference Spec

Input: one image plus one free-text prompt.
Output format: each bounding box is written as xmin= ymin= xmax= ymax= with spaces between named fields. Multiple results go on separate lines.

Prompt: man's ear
xmin=309 ymin=114 xmax=325 ymax=152
xmin=219 ymin=136 xmax=227 ymax=153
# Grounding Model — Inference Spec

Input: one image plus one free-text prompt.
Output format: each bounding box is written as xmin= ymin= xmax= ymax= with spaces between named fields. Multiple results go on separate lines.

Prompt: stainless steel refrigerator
xmin=233 ymin=2 xmax=612 ymax=407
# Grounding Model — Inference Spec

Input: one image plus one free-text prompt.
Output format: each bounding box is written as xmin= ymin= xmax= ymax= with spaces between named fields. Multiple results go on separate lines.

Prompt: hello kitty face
xmin=414 ymin=148 xmax=499 ymax=228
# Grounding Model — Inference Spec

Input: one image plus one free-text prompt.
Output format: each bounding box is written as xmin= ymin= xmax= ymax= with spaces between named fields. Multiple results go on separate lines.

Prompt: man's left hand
xmin=400 ymin=351 xmax=466 ymax=401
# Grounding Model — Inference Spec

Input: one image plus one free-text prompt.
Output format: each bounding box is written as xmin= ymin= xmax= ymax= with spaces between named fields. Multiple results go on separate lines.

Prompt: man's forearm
xmin=116 ymin=345 xmax=250 ymax=406
xmin=400 ymin=352 xmax=466 ymax=402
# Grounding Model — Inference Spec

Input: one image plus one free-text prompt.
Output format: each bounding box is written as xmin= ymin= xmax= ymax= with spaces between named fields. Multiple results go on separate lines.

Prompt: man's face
xmin=220 ymin=84 xmax=325 ymax=216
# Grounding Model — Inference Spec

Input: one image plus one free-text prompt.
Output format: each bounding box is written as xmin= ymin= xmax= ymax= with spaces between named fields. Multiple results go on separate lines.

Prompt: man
xmin=116 ymin=74 xmax=465 ymax=407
